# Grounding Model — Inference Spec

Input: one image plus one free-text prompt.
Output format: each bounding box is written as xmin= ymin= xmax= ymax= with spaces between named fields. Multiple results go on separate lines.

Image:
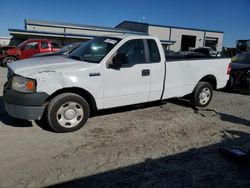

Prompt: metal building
xmin=0 ymin=37 xmax=10 ymax=47
xmin=116 ymin=21 xmax=224 ymax=51
xmin=8 ymin=19 xmax=224 ymax=51
xmin=8 ymin=19 xmax=147 ymax=46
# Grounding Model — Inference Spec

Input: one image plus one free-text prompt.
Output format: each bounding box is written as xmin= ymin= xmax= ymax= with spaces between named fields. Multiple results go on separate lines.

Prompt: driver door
xmin=21 ymin=41 xmax=39 ymax=59
xmin=103 ymin=39 xmax=151 ymax=108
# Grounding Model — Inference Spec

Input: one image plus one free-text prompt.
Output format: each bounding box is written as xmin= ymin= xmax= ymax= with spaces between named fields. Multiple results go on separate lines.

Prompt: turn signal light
xmin=26 ymin=80 xmax=35 ymax=91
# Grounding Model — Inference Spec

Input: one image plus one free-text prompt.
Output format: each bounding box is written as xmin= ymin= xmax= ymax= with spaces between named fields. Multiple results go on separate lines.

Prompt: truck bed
xmin=162 ymin=57 xmax=230 ymax=99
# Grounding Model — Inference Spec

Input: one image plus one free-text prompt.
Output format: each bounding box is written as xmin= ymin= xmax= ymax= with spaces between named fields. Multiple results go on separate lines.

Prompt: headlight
xmin=11 ymin=75 xmax=37 ymax=93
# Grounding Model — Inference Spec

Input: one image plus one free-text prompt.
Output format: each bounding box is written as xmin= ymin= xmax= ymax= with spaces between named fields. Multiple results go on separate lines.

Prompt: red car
xmin=0 ymin=39 xmax=60 ymax=67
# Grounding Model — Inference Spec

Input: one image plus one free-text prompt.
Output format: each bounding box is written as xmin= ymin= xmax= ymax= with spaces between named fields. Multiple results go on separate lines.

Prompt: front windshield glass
xmin=232 ymin=53 xmax=250 ymax=64
xmin=69 ymin=37 xmax=121 ymax=63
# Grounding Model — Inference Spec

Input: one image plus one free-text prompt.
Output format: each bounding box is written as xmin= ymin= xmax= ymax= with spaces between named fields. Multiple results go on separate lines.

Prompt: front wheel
xmin=47 ymin=93 xmax=90 ymax=133
xmin=191 ymin=82 xmax=213 ymax=107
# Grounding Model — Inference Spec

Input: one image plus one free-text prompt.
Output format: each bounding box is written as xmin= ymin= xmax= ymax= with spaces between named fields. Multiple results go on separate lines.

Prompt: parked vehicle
xmin=3 ymin=35 xmax=230 ymax=133
xmin=227 ymin=52 xmax=250 ymax=94
xmin=224 ymin=39 xmax=250 ymax=58
xmin=165 ymin=51 xmax=206 ymax=59
xmin=236 ymin=39 xmax=250 ymax=53
xmin=33 ymin=42 xmax=83 ymax=57
xmin=0 ymin=39 xmax=60 ymax=67
xmin=193 ymin=47 xmax=221 ymax=57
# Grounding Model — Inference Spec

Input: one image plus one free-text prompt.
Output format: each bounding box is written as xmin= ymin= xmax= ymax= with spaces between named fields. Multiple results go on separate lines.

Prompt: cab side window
xmin=117 ymin=39 xmax=145 ymax=64
xmin=147 ymin=39 xmax=161 ymax=62
xmin=41 ymin=42 xmax=49 ymax=49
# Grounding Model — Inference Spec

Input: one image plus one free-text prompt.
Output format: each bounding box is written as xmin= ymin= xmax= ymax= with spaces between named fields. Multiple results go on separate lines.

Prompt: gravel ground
xmin=0 ymin=67 xmax=250 ymax=188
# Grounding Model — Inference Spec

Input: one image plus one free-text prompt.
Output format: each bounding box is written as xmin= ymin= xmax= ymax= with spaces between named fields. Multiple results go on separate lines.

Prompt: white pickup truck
xmin=3 ymin=35 xmax=231 ymax=132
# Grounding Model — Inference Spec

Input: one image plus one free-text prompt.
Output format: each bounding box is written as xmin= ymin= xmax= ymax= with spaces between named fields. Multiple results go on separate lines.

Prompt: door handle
xmin=89 ymin=72 xmax=101 ymax=77
xmin=142 ymin=69 xmax=150 ymax=76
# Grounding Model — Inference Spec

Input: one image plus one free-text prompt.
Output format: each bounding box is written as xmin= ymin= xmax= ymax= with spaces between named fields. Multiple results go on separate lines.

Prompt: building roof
xmin=25 ymin=19 xmax=147 ymax=35
xmin=116 ymin=21 xmax=224 ymax=34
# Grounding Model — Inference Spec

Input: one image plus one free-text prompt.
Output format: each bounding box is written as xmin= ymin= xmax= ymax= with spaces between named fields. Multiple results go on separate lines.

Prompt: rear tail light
xmin=227 ymin=63 xmax=231 ymax=75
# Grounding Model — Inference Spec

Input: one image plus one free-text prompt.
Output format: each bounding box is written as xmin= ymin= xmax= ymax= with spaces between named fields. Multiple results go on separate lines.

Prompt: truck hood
xmin=0 ymin=46 xmax=20 ymax=55
xmin=0 ymin=46 xmax=17 ymax=50
xmin=8 ymin=55 xmax=92 ymax=77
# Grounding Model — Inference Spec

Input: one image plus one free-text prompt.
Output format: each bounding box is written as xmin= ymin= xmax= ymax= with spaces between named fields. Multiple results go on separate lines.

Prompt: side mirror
xmin=110 ymin=53 xmax=128 ymax=68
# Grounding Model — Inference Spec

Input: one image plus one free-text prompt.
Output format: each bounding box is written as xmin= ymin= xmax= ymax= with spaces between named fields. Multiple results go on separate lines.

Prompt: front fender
xmin=30 ymin=70 xmax=104 ymax=109
xmin=31 ymin=71 xmax=72 ymax=95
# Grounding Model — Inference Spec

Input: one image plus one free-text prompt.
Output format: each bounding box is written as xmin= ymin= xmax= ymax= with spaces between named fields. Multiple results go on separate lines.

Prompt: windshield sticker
xmin=104 ymin=39 xmax=117 ymax=44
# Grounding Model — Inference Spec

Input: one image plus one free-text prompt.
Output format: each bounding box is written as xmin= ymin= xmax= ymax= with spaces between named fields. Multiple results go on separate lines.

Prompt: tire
xmin=225 ymin=76 xmax=233 ymax=92
xmin=2 ymin=56 xmax=17 ymax=67
xmin=246 ymin=79 xmax=250 ymax=95
xmin=191 ymin=81 xmax=213 ymax=108
xmin=47 ymin=93 xmax=90 ymax=133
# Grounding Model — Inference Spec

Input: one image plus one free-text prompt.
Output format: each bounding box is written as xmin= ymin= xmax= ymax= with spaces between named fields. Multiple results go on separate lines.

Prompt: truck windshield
xmin=17 ymin=41 xmax=27 ymax=48
xmin=69 ymin=37 xmax=121 ymax=63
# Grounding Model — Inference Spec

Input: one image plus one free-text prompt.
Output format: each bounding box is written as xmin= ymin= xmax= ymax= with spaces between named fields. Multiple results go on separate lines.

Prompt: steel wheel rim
xmin=56 ymin=101 xmax=84 ymax=128
xmin=199 ymin=87 xmax=211 ymax=105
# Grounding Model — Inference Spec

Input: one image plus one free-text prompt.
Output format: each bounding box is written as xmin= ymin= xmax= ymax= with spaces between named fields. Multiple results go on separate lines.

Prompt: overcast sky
xmin=0 ymin=0 xmax=249 ymax=47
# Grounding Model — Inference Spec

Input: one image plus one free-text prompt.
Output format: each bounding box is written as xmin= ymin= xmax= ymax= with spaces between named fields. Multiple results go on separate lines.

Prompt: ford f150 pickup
xmin=0 ymin=39 xmax=60 ymax=67
xmin=3 ymin=35 xmax=231 ymax=133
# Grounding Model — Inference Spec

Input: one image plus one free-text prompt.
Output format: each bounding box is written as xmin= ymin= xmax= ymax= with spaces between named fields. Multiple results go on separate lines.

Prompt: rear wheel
xmin=191 ymin=81 xmax=213 ymax=107
xmin=2 ymin=56 xmax=17 ymax=67
xmin=47 ymin=93 xmax=90 ymax=133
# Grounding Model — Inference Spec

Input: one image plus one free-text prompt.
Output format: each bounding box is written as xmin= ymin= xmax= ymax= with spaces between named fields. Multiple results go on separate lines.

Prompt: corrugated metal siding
xmin=27 ymin=25 xmax=64 ymax=33
xmin=27 ymin=24 xmax=129 ymax=37
xmin=65 ymin=28 xmax=123 ymax=36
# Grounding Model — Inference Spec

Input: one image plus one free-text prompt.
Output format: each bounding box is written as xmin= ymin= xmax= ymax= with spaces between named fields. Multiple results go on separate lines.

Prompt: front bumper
xmin=3 ymin=84 xmax=49 ymax=120
xmin=4 ymin=102 xmax=45 ymax=120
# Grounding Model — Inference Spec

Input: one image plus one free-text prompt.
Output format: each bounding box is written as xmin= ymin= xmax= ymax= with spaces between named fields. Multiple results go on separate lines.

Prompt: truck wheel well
xmin=199 ymin=75 xmax=217 ymax=90
xmin=47 ymin=87 xmax=97 ymax=113
xmin=4 ymin=56 xmax=19 ymax=60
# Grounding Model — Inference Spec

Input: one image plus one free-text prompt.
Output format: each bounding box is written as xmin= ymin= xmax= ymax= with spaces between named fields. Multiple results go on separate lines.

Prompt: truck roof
xmin=102 ymin=34 xmax=175 ymax=44
xmin=103 ymin=34 xmax=148 ymax=39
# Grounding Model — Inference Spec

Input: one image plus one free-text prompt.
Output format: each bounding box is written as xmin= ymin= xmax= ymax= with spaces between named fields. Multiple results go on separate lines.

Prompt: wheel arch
xmin=46 ymin=87 xmax=97 ymax=113
xmin=199 ymin=74 xmax=217 ymax=90
xmin=2 ymin=56 xmax=19 ymax=67
xmin=5 ymin=55 xmax=19 ymax=60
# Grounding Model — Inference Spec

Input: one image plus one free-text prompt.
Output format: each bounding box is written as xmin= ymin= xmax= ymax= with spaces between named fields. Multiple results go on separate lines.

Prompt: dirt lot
xmin=0 ymin=67 xmax=250 ymax=188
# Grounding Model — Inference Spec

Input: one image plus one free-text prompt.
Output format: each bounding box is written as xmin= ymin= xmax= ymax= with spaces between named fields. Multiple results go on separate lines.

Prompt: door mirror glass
xmin=112 ymin=53 xmax=128 ymax=68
